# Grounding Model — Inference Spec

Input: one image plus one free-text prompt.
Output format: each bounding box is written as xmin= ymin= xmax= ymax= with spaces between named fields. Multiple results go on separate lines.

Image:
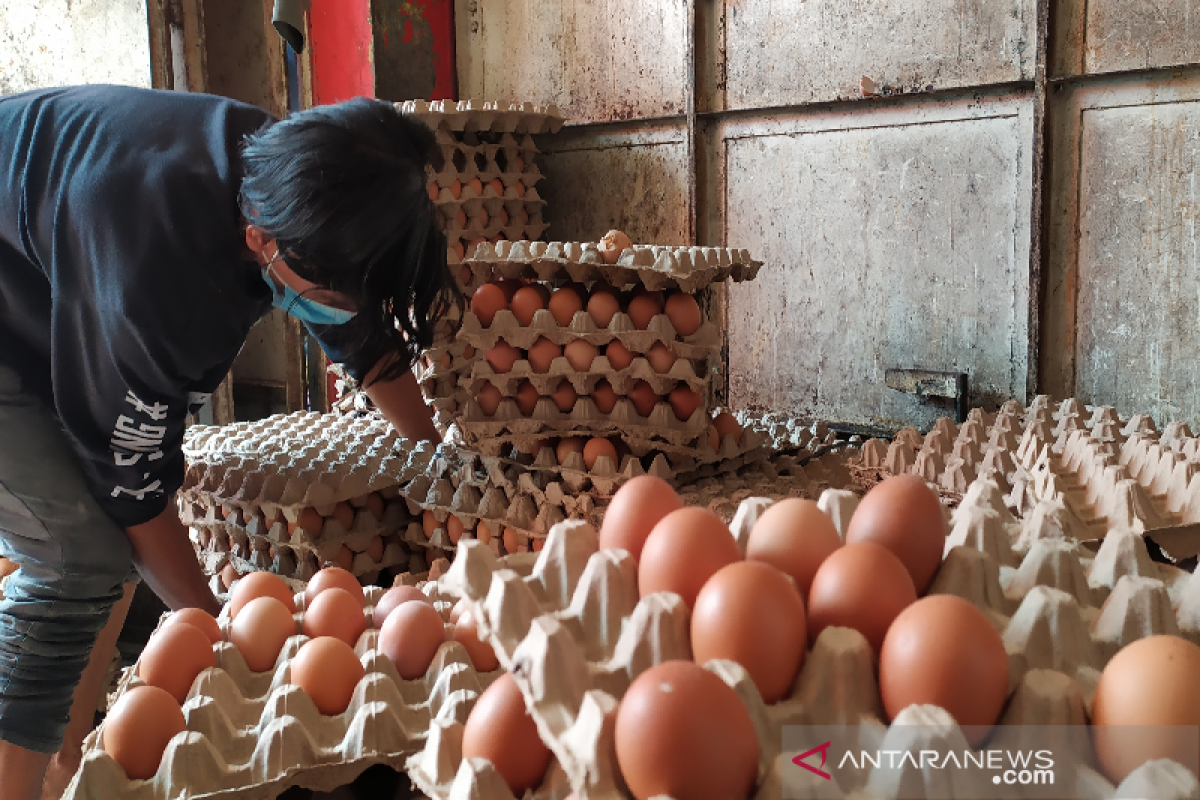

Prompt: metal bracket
xmin=885 ymin=368 xmax=969 ymax=423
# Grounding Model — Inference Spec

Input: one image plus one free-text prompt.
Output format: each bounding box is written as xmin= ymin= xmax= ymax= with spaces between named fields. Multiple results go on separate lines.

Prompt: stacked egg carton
xmin=63 ymin=582 xmax=505 ymax=800
xmin=179 ymin=414 xmax=447 ymax=592
xmin=407 ymin=463 xmax=1200 ymax=800
xmin=415 ymin=239 xmax=766 ymax=474
xmin=396 ymin=100 xmax=563 ymax=265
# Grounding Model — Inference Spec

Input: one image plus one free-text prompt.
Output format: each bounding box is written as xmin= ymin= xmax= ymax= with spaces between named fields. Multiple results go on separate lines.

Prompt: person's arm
xmin=362 ymin=355 xmax=442 ymax=442
xmin=125 ymin=506 xmax=220 ymax=615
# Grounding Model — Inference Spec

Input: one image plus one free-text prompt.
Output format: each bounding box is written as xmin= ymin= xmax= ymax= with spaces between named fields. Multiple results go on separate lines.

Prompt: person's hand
xmin=125 ymin=506 xmax=220 ymax=615
xmin=363 ymin=357 xmax=442 ymax=443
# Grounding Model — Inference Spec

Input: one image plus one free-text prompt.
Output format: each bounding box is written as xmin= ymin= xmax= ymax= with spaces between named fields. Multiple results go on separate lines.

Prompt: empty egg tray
xmin=461 ymin=240 xmax=762 ymax=295
xmin=409 ymin=473 xmax=1200 ymax=800
xmin=63 ymin=583 xmax=503 ymax=800
xmin=396 ymin=99 xmax=565 ymax=136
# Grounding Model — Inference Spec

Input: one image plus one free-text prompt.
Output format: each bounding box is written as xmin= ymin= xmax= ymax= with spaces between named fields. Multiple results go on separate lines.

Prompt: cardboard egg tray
xmin=397 ymin=99 xmax=565 ymax=136
xmin=64 ymin=583 xmax=505 ymax=800
xmin=460 ymin=240 xmax=762 ymax=295
xmin=409 ymin=471 xmax=1200 ymax=800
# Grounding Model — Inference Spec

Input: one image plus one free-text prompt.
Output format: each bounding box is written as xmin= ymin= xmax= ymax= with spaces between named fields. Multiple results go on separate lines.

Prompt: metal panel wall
xmin=722 ymin=95 xmax=1034 ymax=431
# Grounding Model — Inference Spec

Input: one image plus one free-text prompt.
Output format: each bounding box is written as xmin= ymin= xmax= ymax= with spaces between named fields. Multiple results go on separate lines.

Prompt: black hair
xmin=239 ymin=98 xmax=460 ymax=384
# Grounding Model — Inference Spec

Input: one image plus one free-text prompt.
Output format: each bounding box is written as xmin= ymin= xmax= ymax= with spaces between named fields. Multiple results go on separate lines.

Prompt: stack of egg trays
xmin=179 ymin=414 xmax=451 ymax=587
xmin=417 ymin=239 xmax=764 ymax=459
xmin=63 ymin=582 xmax=505 ymax=800
xmin=848 ymin=397 xmax=1200 ymax=539
xmin=395 ymin=100 xmax=565 ymax=265
xmin=407 ymin=481 xmax=1200 ymax=800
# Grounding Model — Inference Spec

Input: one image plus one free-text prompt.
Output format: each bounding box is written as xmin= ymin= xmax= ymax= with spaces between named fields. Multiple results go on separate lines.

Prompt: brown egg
xmin=591 ymin=379 xmax=618 ymax=414
xmin=486 ymin=341 xmax=521 ymax=374
xmin=230 ymin=595 xmax=296 ymax=672
xmin=627 ymin=293 xmax=663 ymax=331
xmin=510 ymin=286 xmax=546 ymax=326
xmin=564 ymin=339 xmax=599 ymax=371
xmin=374 ymin=585 xmax=436 ymax=628
xmin=707 ymin=424 xmax=720 ymax=452
xmin=462 ymin=344 xmax=476 ymax=360
xmin=667 ymin=384 xmax=703 ymax=422
xmin=477 ymin=520 xmax=494 ymax=544
xmin=807 ymin=542 xmax=916 ymax=655
xmin=746 ymin=499 xmax=842 ymax=598
xmin=646 ymin=342 xmax=678 ymax=373
xmin=556 ymin=436 xmax=586 ymax=466
xmin=587 ymin=289 xmax=621 ymax=328
xmin=531 ymin=538 xmax=545 ymax=552
xmin=639 ymin=508 xmax=742 ymax=609
xmin=165 ymin=608 xmax=222 ymax=645
xmin=102 ymin=686 xmax=186 ymax=781
xmin=365 ymin=536 xmax=384 ymax=562
xmin=879 ymin=595 xmax=1009 ymax=746
xmin=515 ymin=380 xmax=540 ymax=415
xmin=583 ymin=438 xmax=619 ymax=471
xmin=465 ymin=236 xmax=486 ymax=255
xmin=598 ymin=230 xmax=633 ymax=265
xmin=845 ymin=474 xmax=947 ymax=594
xmin=302 ymin=587 xmax=367 ymax=646
xmin=502 ymin=527 xmax=520 ymax=554
xmin=664 ymin=292 xmax=702 ymax=337
xmin=449 ymin=598 xmax=468 ymax=625
xmin=513 ymin=180 xmax=527 ymax=198
xmin=514 ymin=206 xmax=530 ymax=225
xmin=615 ymin=661 xmax=758 ymax=800
xmin=1092 ymin=635 xmax=1200 ymax=783
xmin=604 ymin=340 xmax=634 ymax=370
xmin=454 ymin=207 xmax=468 ymax=227
xmin=471 ymin=283 xmax=508 ymax=327
xmin=229 ymin=571 xmax=295 ymax=619
xmin=462 ymin=673 xmax=552 ymax=795
xmin=289 ymin=636 xmax=365 ymax=716
xmin=548 ymin=285 xmax=585 ymax=326
xmin=488 ymin=177 xmax=504 ymax=196
xmin=711 ymin=411 xmax=742 ymax=447
xmin=527 ymin=337 xmax=561 ymax=374
xmin=476 ymin=207 xmax=490 ymax=228
xmin=627 ymin=380 xmax=660 ymax=417
xmin=422 ymin=509 xmax=439 ymax=539
xmin=599 ymin=476 xmax=683 ymax=562
xmin=512 ymin=155 xmax=526 ymax=172
xmin=451 ymin=242 xmax=466 ymax=262
xmin=305 ymin=567 xmax=365 ymax=607
xmin=448 ymin=179 xmax=462 ymax=199
xmin=290 ymin=507 xmax=323 ymax=539
xmin=138 ymin=622 xmax=215 ymax=703
xmin=466 ymin=177 xmax=483 ymax=197
xmin=692 ymin=561 xmax=807 ymax=704
xmin=497 ymin=207 xmax=510 ymax=226
xmin=447 ymin=514 xmax=466 ymax=544
xmin=454 ymin=611 xmax=500 ymax=672
xmin=379 ymin=601 xmax=446 ymax=680
xmin=551 ymin=380 xmax=578 ymax=413
xmin=426 ymin=182 xmax=439 ymax=202
xmin=220 ymin=563 xmax=240 ymax=591
xmin=477 ymin=383 xmax=503 ymax=416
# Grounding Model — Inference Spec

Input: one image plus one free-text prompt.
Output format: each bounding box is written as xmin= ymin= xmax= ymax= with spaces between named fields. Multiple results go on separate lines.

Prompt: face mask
xmin=260 ymin=253 xmax=357 ymax=327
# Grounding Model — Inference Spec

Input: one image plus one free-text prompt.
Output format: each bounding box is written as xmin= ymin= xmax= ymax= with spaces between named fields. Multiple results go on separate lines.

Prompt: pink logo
xmin=793 ymin=741 xmax=833 ymax=780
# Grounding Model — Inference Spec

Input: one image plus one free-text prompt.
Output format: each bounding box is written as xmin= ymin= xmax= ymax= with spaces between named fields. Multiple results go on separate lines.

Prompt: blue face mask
xmin=260 ymin=254 xmax=357 ymax=327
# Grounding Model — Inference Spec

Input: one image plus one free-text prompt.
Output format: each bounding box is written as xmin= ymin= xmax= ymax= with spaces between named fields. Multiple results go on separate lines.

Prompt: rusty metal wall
xmin=454 ymin=0 xmax=688 ymax=124
xmin=0 ymin=0 xmax=151 ymax=93
xmin=719 ymin=0 xmax=1037 ymax=110
xmin=538 ymin=122 xmax=691 ymax=245
xmin=1043 ymin=72 xmax=1200 ymax=425
xmin=721 ymin=93 xmax=1035 ymax=431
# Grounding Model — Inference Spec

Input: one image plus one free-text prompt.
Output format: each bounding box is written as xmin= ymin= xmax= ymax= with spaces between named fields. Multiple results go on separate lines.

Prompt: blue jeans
xmin=0 ymin=362 xmax=139 ymax=753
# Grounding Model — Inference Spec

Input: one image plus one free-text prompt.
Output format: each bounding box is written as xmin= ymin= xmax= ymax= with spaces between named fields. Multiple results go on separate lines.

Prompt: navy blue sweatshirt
xmin=0 ymin=85 xmax=278 ymax=527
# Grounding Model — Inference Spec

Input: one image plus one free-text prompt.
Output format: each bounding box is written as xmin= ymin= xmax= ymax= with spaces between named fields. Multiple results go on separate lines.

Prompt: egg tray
xmin=397 ymin=99 xmax=565 ymax=136
xmin=417 ymin=480 xmax=1200 ymax=800
xmin=449 ymin=306 xmax=723 ymax=361
xmin=461 ymin=240 xmax=763 ymax=295
xmin=63 ymin=583 xmax=504 ymax=800
xmin=442 ymin=220 xmax=550 ymax=249
xmin=181 ymin=414 xmax=444 ymax=517
xmin=847 ymin=399 xmax=1200 ymax=545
